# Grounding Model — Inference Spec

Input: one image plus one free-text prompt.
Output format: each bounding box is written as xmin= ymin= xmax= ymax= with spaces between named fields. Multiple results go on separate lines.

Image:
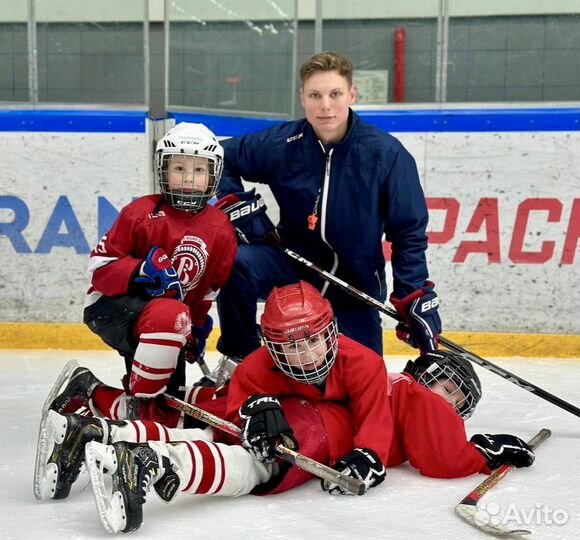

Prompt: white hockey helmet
xmin=154 ymin=122 xmax=224 ymax=212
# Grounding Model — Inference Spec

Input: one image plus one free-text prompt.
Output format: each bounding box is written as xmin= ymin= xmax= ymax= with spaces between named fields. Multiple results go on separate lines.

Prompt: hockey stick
xmin=162 ymin=393 xmax=367 ymax=496
xmin=455 ymin=428 xmax=552 ymax=536
xmin=282 ymin=247 xmax=580 ymax=419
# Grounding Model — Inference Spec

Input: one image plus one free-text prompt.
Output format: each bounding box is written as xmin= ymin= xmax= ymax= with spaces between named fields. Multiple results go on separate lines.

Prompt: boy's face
xmin=279 ymin=334 xmax=329 ymax=372
xmin=429 ymin=378 xmax=467 ymax=413
xmin=300 ymin=70 xmax=356 ymax=145
xmin=167 ymin=155 xmax=210 ymax=193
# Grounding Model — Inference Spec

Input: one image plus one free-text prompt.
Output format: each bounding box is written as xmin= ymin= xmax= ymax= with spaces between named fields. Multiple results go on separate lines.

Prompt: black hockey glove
xmin=321 ymin=448 xmax=386 ymax=496
xmin=134 ymin=246 xmax=183 ymax=301
xmin=390 ymin=281 xmax=441 ymax=353
xmin=215 ymin=189 xmax=280 ymax=245
xmin=471 ymin=434 xmax=535 ymax=470
xmin=239 ymin=395 xmax=298 ymax=463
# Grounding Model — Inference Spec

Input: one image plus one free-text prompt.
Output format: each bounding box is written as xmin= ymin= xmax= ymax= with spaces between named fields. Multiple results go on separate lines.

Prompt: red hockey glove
xmin=321 ymin=448 xmax=386 ymax=495
xmin=390 ymin=281 xmax=441 ymax=353
xmin=134 ymin=246 xmax=183 ymax=301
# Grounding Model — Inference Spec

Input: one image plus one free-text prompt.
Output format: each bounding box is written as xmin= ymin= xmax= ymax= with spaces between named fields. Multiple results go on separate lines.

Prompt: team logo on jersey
xmin=171 ymin=236 xmax=209 ymax=294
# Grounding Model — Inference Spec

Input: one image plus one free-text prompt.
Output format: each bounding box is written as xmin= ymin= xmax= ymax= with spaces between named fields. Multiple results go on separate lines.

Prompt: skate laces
xmin=133 ymin=446 xmax=162 ymax=503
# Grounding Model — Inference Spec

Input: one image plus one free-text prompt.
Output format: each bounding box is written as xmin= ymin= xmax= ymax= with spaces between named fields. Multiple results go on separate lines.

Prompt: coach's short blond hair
xmin=299 ymin=51 xmax=354 ymax=88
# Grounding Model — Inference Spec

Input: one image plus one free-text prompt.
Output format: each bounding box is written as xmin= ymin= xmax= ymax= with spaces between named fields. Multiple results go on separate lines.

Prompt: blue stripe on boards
xmin=0 ymin=110 xmax=147 ymax=133
xmin=356 ymin=108 xmax=580 ymax=132
xmin=0 ymin=108 xmax=578 ymax=135
xmin=171 ymin=108 xmax=580 ymax=137
xmin=170 ymin=112 xmax=285 ymax=137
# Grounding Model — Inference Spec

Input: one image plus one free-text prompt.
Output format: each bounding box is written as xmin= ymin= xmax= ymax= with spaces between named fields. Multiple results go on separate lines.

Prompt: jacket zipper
xmin=318 ymin=143 xmax=339 ymax=297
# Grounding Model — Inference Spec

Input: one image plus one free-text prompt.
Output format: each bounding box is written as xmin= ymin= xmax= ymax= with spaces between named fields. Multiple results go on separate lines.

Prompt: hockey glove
xmin=215 ymin=189 xmax=280 ymax=245
xmin=471 ymin=433 xmax=535 ymax=470
xmin=322 ymin=448 xmax=386 ymax=496
xmin=239 ymin=395 xmax=298 ymax=463
xmin=134 ymin=246 xmax=183 ymax=301
xmin=184 ymin=315 xmax=213 ymax=364
xmin=390 ymin=281 xmax=441 ymax=353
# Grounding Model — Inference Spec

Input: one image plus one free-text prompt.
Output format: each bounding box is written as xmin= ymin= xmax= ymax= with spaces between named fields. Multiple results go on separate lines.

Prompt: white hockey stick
xmin=162 ymin=393 xmax=367 ymax=496
xmin=455 ymin=428 xmax=552 ymax=536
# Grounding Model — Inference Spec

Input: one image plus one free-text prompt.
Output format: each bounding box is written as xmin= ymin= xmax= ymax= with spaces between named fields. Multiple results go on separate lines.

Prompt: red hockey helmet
xmin=261 ymin=281 xmax=338 ymax=384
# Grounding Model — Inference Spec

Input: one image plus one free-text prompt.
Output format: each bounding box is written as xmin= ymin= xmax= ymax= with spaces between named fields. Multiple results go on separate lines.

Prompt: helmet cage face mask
xmin=417 ymin=360 xmax=479 ymax=419
xmin=265 ymin=318 xmax=338 ymax=385
xmin=154 ymin=123 xmax=223 ymax=213
xmin=158 ymin=152 xmax=221 ymax=212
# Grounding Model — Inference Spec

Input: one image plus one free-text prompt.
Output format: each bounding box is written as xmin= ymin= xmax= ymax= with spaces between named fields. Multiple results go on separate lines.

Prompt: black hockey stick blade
xmin=281 ymin=247 xmax=580 ymax=419
xmin=162 ymin=393 xmax=367 ymax=496
xmin=455 ymin=428 xmax=551 ymax=537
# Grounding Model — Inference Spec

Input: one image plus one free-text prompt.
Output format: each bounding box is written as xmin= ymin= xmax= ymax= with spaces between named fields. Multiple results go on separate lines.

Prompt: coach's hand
xmin=215 ymin=189 xmax=279 ymax=245
xmin=390 ymin=281 xmax=441 ymax=353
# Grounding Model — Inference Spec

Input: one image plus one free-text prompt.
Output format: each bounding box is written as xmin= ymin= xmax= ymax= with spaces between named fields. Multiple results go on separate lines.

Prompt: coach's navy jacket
xmin=219 ymin=110 xmax=430 ymax=306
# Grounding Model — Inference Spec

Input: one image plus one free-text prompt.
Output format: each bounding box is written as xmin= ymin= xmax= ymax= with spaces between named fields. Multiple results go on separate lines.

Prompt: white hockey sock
xmin=149 ymin=440 xmax=272 ymax=497
xmin=109 ymin=421 xmax=214 ymax=445
xmin=130 ymin=332 xmax=186 ymax=397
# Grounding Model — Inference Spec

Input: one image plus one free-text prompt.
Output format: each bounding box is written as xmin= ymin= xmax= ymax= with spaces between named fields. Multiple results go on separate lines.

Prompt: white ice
xmin=1 ymin=350 xmax=578 ymax=540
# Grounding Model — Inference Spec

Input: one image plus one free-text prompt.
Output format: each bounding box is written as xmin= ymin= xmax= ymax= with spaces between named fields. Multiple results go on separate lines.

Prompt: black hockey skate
xmin=42 ymin=360 xmax=104 ymax=417
xmin=34 ymin=410 xmax=109 ymax=500
xmin=85 ymin=441 xmax=179 ymax=533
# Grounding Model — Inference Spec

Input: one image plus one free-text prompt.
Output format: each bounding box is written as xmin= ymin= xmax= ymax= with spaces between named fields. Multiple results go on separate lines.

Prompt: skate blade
xmin=33 ymin=410 xmax=67 ymax=500
xmin=85 ymin=441 xmax=127 ymax=534
xmin=41 ymin=360 xmax=80 ymax=416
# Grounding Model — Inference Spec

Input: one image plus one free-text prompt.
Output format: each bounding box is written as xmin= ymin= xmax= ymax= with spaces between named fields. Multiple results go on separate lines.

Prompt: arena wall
xmin=1 ymin=107 xmax=578 ymax=356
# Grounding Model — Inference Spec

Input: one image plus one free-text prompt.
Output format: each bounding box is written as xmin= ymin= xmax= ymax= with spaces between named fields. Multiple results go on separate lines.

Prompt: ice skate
xmin=85 ymin=441 xmax=178 ymax=533
xmin=195 ymin=354 xmax=242 ymax=387
xmin=42 ymin=360 xmax=104 ymax=417
xmin=34 ymin=410 xmax=109 ymax=500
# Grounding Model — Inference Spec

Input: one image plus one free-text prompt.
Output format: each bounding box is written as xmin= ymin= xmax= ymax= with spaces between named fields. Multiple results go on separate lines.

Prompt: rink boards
xmin=0 ymin=107 xmax=579 ymax=355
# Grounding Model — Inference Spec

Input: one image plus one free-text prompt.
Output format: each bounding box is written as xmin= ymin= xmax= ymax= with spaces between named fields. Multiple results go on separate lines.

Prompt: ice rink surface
xmin=1 ymin=349 xmax=578 ymax=540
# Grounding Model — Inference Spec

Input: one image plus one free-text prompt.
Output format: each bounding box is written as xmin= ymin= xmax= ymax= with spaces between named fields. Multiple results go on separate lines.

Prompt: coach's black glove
xmin=239 ymin=395 xmax=298 ymax=463
xmin=215 ymin=189 xmax=279 ymax=245
xmin=390 ymin=281 xmax=441 ymax=353
xmin=471 ymin=434 xmax=535 ymax=470
xmin=321 ymin=448 xmax=386 ymax=495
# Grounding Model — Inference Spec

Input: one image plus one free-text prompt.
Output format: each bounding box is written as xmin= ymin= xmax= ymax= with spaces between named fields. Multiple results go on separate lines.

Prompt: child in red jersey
xmin=80 ymin=122 xmax=237 ymax=423
xmin=385 ymin=351 xmax=534 ymax=478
